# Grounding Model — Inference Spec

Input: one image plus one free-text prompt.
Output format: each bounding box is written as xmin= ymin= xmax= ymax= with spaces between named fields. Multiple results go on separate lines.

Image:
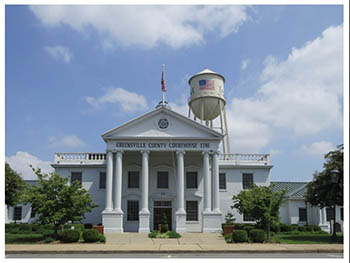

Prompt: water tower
xmin=188 ymin=68 xmax=230 ymax=154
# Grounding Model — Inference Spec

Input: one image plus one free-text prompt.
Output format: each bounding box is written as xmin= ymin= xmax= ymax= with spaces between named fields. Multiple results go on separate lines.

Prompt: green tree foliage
xmin=5 ymin=163 xmax=26 ymax=206
xmin=23 ymin=168 xmax=97 ymax=229
xmin=306 ymin=144 xmax=343 ymax=238
xmin=232 ymin=184 xmax=287 ymax=240
xmin=306 ymin=144 xmax=343 ymax=208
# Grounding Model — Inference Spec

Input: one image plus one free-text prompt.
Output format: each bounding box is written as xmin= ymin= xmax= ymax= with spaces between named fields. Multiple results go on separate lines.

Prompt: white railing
xmin=219 ymin=153 xmax=270 ymax=165
xmin=54 ymin=152 xmax=106 ymax=164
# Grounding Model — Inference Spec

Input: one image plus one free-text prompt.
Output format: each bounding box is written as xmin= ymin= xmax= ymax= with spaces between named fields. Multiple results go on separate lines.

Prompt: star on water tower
xmin=188 ymin=68 xmax=230 ymax=154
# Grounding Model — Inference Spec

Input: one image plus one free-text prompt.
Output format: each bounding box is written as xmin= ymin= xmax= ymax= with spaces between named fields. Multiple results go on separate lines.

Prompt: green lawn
xmin=270 ymin=232 xmax=343 ymax=244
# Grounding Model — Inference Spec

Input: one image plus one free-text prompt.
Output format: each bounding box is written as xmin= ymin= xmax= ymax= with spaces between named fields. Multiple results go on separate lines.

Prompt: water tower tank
xmin=188 ymin=68 xmax=226 ymax=121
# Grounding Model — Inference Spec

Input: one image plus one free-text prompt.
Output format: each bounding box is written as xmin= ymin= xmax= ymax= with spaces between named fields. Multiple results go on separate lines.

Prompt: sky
xmin=4 ymin=4 xmax=345 ymax=182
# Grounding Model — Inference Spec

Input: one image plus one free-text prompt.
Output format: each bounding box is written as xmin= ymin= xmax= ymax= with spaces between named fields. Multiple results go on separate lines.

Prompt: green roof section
xmin=271 ymin=181 xmax=308 ymax=199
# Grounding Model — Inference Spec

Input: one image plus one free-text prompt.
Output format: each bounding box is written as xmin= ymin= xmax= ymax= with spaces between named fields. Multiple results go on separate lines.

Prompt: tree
xmin=5 ymin=162 xmax=26 ymax=207
xmin=23 ymin=168 xmax=97 ymax=231
xmin=232 ymin=184 xmax=287 ymax=240
xmin=306 ymin=144 xmax=343 ymax=238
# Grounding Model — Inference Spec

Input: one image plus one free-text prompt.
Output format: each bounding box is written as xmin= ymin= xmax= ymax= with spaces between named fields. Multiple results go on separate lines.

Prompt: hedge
xmin=5 ymin=233 xmax=44 ymax=244
xmin=82 ymin=229 xmax=100 ymax=243
xmin=305 ymin=225 xmax=314 ymax=232
xmin=298 ymin=226 xmax=306 ymax=232
xmin=232 ymin=230 xmax=248 ymax=243
xmin=249 ymin=229 xmax=266 ymax=243
xmin=61 ymin=229 xmax=80 ymax=243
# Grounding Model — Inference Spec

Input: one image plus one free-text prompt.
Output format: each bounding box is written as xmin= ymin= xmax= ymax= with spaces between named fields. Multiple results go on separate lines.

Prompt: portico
xmin=101 ymin=105 xmax=223 ymax=233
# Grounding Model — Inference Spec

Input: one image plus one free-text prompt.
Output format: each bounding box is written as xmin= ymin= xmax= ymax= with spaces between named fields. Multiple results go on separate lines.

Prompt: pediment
xmin=102 ymin=106 xmax=223 ymax=140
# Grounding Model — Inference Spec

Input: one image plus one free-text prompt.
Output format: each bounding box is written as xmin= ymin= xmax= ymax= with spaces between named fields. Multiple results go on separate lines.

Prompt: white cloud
xmin=5 ymin=152 xmax=54 ymax=180
xmin=224 ymin=25 xmax=343 ymax=152
xmin=45 ymin=45 xmax=72 ymax=63
xmin=85 ymin=87 xmax=148 ymax=113
xmin=48 ymin=135 xmax=86 ymax=148
xmin=300 ymin=141 xmax=335 ymax=157
xmin=241 ymin=59 xmax=249 ymax=70
xmin=30 ymin=6 xmax=249 ymax=49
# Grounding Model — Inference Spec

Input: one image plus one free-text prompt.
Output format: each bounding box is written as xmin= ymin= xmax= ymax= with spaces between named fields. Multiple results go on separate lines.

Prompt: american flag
xmin=161 ymin=66 xmax=166 ymax=92
xmin=199 ymin=79 xmax=215 ymax=90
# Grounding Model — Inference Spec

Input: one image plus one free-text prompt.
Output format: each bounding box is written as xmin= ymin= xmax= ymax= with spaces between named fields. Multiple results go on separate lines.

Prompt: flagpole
xmin=162 ymin=64 xmax=165 ymax=104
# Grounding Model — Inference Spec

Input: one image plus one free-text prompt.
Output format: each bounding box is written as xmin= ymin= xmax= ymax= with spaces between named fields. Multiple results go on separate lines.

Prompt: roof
xmin=271 ymin=181 xmax=308 ymax=199
xmin=188 ymin=68 xmax=225 ymax=84
xmin=101 ymin=104 xmax=224 ymax=140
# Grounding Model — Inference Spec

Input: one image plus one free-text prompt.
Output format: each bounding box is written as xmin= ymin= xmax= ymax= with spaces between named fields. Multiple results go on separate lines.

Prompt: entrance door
xmin=153 ymin=208 xmax=172 ymax=231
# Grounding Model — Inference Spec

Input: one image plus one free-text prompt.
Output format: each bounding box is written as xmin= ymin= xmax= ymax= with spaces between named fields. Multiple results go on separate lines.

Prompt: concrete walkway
xmin=5 ymin=233 xmax=344 ymax=254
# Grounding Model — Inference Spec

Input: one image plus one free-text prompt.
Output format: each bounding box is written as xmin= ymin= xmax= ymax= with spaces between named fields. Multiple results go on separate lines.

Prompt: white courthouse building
xmin=6 ymin=69 xmax=343 ymax=233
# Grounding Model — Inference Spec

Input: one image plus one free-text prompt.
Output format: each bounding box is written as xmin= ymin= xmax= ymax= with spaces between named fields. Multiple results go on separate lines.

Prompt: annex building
xmin=5 ymin=68 xmax=343 ymax=233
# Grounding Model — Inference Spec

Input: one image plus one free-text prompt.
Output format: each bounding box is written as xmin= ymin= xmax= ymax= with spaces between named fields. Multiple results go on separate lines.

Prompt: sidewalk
xmin=5 ymin=233 xmax=344 ymax=254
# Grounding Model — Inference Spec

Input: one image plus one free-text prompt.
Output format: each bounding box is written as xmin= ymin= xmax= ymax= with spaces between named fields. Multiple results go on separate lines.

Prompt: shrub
xmin=298 ymin=226 xmax=306 ymax=232
xmin=5 ymin=233 xmax=44 ymax=243
xmin=82 ymin=229 xmax=100 ymax=243
xmin=44 ymin=237 xmax=55 ymax=243
xmin=232 ymin=230 xmax=248 ymax=243
xmin=19 ymin=224 xmax=32 ymax=232
xmin=99 ymin=234 xmax=106 ymax=243
xmin=249 ymin=229 xmax=267 ymax=243
xmin=167 ymin=231 xmax=181 ymax=238
xmin=234 ymin=223 xmax=244 ymax=230
xmin=160 ymin=214 xmax=168 ymax=233
xmin=84 ymin=223 xmax=93 ymax=229
xmin=61 ymin=229 xmax=80 ymax=243
xmin=290 ymin=224 xmax=299 ymax=231
xmin=148 ymin=230 xmax=158 ymax=238
xmin=243 ymin=225 xmax=255 ymax=234
xmin=271 ymin=223 xmax=281 ymax=233
xmin=312 ymin=225 xmax=321 ymax=232
xmin=224 ymin=233 xmax=233 ymax=243
xmin=280 ymin=224 xmax=292 ymax=232
xmin=305 ymin=225 xmax=314 ymax=232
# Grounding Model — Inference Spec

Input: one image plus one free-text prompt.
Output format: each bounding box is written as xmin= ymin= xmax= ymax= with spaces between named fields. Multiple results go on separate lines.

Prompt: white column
xmin=212 ymin=151 xmax=221 ymax=213
xmin=113 ymin=151 xmax=123 ymax=213
xmin=319 ymin=208 xmax=323 ymax=225
xmin=203 ymin=151 xmax=211 ymax=213
xmin=105 ymin=151 xmax=113 ymax=211
xmin=322 ymin=208 xmax=327 ymax=225
xmin=176 ymin=150 xmax=186 ymax=233
xmin=139 ymin=150 xmax=151 ymax=233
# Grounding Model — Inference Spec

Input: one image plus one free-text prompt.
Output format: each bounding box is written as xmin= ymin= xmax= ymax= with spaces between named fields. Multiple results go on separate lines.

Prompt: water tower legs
xmin=223 ymin=107 xmax=230 ymax=154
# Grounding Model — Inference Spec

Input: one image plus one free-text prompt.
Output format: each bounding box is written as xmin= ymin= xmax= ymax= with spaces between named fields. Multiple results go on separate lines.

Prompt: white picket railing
xmin=54 ymin=152 xmax=106 ymax=164
xmin=219 ymin=153 xmax=270 ymax=165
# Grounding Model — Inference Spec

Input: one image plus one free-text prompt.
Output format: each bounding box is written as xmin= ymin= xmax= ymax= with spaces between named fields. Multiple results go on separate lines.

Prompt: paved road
xmin=6 ymin=253 xmax=344 ymax=258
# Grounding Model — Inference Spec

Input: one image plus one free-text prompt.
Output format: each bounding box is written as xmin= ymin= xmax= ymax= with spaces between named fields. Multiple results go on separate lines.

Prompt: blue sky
xmin=5 ymin=5 xmax=344 ymax=181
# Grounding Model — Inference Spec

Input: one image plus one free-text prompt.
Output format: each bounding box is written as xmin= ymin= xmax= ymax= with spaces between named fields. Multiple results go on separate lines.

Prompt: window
xmin=186 ymin=172 xmax=198 ymax=189
xmin=243 ymin=213 xmax=255 ymax=222
xmin=157 ymin=171 xmax=168 ymax=188
xmin=219 ymin=173 xmax=226 ymax=190
xmin=71 ymin=172 xmax=82 ymax=185
xmin=13 ymin=207 xmax=22 ymax=221
xmin=30 ymin=208 xmax=35 ymax=218
xmin=128 ymin=171 xmax=139 ymax=188
xmin=299 ymin=208 xmax=307 ymax=222
xmin=99 ymin=172 xmax=106 ymax=189
xmin=242 ymin=173 xmax=253 ymax=189
xmin=127 ymin=200 xmax=139 ymax=221
xmin=341 ymin=208 xmax=343 ymax=221
xmin=186 ymin=201 xmax=198 ymax=221
xmin=326 ymin=207 xmax=335 ymax=221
